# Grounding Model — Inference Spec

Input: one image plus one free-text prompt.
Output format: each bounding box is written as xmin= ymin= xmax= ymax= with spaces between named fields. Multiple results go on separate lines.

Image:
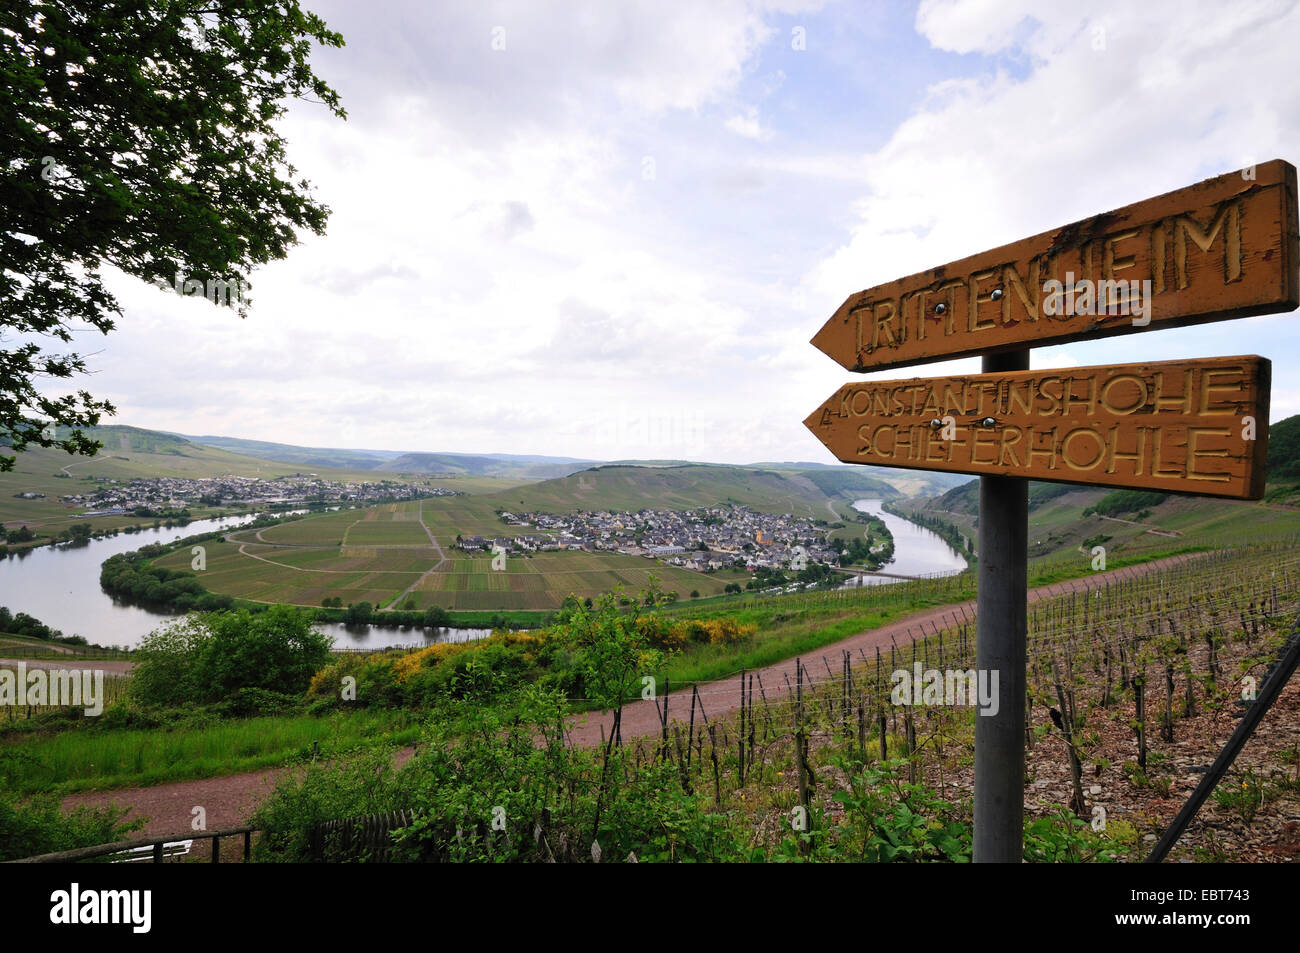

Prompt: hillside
xmin=1266 ymin=413 xmax=1300 ymax=481
xmin=7 ymin=425 xmax=404 ymax=483
xmin=484 ymin=463 xmax=899 ymax=518
xmin=0 ymin=425 xmax=513 ymax=540
xmin=181 ymin=434 xmax=596 ymax=480
xmin=898 ymin=475 xmax=1300 ymax=564
xmin=755 ymin=461 xmax=972 ymax=498
xmin=175 ymin=434 xmax=403 ymax=470
xmin=376 ymin=452 xmax=594 ymax=480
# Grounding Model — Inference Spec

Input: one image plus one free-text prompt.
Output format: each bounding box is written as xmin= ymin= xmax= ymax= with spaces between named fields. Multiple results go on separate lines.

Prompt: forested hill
xmin=1266 ymin=414 xmax=1300 ymax=481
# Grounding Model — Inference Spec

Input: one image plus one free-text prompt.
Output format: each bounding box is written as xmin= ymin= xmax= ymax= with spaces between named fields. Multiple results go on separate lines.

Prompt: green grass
xmin=0 ymin=710 xmax=421 ymax=795
xmin=653 ymin=605 xmax=920 ymax=686
xmin=343 ymin=519 xmax=432 ymax=547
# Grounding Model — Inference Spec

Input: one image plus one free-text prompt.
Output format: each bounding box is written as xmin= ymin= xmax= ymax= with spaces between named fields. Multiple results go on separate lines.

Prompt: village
xmin=55 ymin=474 xmax=458 ymax=516
xmin=457 ymin=504 xmax=841 ymax=573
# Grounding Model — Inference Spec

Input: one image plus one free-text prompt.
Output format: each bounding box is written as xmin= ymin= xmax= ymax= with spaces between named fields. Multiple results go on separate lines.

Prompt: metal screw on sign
xmin=991 ymin=288 xmax=1003 ymax=301
xmin=930 ymin=419 xmax=943 ymax=429
xmin=979 ymin=417 xmax=996 ymax=429
xmin=934 ymin=302 xmax=947 ymax=315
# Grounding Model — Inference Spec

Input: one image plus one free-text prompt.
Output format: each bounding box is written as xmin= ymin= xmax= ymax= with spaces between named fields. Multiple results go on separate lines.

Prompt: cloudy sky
xmin=85 ymin=0 xmax=1300 ymax=464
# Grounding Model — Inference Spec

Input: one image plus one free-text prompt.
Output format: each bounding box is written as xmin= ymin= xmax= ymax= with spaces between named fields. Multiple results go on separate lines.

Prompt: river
xmin=0 ymin=513 xmax=490 ymax=650
xmin=838 ymin=499 xmax=968 ymax=587
xmin=0 ymin=499 xmax=965 ymax=647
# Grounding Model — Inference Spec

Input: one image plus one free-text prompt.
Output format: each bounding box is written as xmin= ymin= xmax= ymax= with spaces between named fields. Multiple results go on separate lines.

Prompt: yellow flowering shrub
xmin=392 ymin=642 xmax=471 ymax=682
xmin=307 ymin=653 xmax=366 ymax=697
xmin=698 ymin=618 xmax=756 ymax=644
xmin=634 ymin=615 xmax=688 ymax=651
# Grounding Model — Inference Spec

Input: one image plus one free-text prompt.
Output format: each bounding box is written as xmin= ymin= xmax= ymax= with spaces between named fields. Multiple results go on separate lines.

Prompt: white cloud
xmin=36 ymin=0 xmax=1300 ymax=465
xmin=914 ymin=0 xmax=1047 ymax=55
xmin=809 ymin=0 xmax=1300 ymax=317
xmin=725 ymin=106 xmax=772 ymax=140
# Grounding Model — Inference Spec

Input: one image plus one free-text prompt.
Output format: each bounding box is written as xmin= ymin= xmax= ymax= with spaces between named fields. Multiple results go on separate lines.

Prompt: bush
xmin=422 ymin=605 xmax=452 ymax=628
xmin=251 ymin=746 xmax=407 ymax=862
xmin=131 ymin=606 xmax=332 ymax=707
xmin=0 ymin=790 xmax=141 ymax=862
xmin=128 ymin=616 xmax=210 ymax=708
xmin=1083 ymin=490 xmax=1168 ymax=518
xmin=254 ymin=686 xmax=753 ymax=863
xmin=210 ymin=687 xmax=302 ymax=718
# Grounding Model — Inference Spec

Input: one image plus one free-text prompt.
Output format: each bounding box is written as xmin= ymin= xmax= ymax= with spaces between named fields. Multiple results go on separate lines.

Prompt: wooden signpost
xmin=806 ymin=356 xmax=1271 ymax=499
xmin=805 ymin=160 xmax=1299 ymax=863
xmin=812 ymin=159 xmax=1297 ymax=373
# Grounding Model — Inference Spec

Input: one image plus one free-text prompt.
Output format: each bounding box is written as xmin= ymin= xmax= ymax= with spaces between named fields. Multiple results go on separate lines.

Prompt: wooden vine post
xmin=806 ymin=159 xmax=1297 ymax=861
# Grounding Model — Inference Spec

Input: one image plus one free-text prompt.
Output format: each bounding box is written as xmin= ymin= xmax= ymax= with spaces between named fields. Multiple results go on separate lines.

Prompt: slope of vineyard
xmin=484 ymin=463 xmax=900 ymax=516
xmin=895 ymin=481 xmax=1300 ymax=563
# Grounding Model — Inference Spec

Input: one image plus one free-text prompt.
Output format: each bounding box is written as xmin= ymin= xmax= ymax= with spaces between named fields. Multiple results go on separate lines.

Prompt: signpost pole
xmin=973 ymin=348 xmax=1029 ymax=863
xmin=806 ymin=160 xmax=1296 ymax=859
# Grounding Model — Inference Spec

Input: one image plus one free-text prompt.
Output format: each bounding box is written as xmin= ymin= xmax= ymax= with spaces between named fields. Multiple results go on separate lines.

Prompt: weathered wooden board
xmin=804 ymin=356 xmax=1270 ymax=499
xmin=812 ymin=161 xmax=1298 ymax=372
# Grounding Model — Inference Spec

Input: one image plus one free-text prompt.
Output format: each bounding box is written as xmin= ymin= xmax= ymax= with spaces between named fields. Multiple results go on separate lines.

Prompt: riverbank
xmin=852 ymin=499 xmax=968 ymax=576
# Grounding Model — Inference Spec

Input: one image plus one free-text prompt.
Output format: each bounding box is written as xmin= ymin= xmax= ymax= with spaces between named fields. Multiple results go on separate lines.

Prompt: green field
xmin=153 ymin=498 xmax=727 ymax=611
xmin=0 ymin=710 xmax=421 ymax=794
xmin=342 ymin=519 xmax=432 ymax=547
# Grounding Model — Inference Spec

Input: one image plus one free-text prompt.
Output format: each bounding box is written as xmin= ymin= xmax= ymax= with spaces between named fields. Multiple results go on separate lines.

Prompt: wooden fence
xmin=307 ymin=808 xmax=608 ymax=863
xmin=7 ymin=827 xmax=258 ymax=864
xmin=310 ymin=810 xmax=414 ymax=862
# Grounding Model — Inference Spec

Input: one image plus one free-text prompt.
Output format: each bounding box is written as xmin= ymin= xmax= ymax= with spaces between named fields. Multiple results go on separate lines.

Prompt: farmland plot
xmin=145 ymin=501 xmax=722 ymax=612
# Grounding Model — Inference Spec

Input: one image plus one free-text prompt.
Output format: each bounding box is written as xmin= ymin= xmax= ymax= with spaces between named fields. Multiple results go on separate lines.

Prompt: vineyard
xmin=0 ymin=670 xmax=131 ymax=723
xmin=248 ymin=541 xmax=1300 ymax=862
xmin=611 ymin=543 xmax=1300 ymax=861
xmin=145 ymin=498 xmax=730 ymax=611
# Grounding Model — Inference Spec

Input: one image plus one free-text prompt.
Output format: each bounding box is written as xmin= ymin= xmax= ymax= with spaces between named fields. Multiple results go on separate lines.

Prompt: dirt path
xmin=563 ymin=554 xmax=1202 ymax=746
xmin=63 ymin=748 xmax=417 ymax=837
xmin=56 ymin=554 xmax=1199 ymax=835
xmin=1096 ymin=514 xmax=1182 ymax=538
xmin=224 ymin=505 xmax=449 ymax=603
xmin=385 ymin=499 xmax=449 ymax=610
xmin=65 ymin=765 xmax=289 ymax=836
